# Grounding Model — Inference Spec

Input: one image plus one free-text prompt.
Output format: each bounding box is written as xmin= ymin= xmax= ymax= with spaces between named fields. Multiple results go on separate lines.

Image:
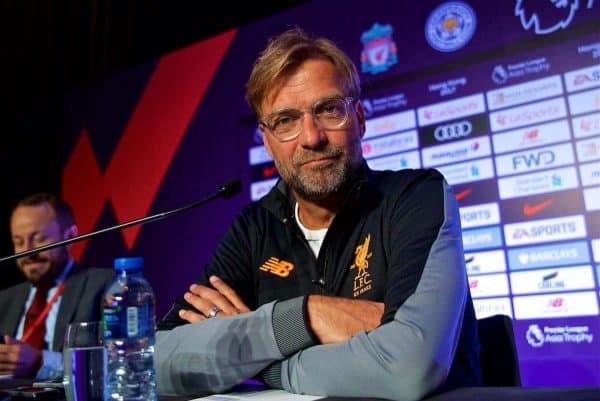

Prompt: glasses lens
xmin=314 ymin=98 xmax=348 ymax=129
xmin=266 ymin=109 xmax=302 ymax=140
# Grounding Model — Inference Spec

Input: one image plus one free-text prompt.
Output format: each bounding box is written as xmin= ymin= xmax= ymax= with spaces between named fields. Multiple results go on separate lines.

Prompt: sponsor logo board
xmin=460 ymin=202 xmax=500 ymax=229
xmin=362 ymin=93 xmax=408 ymax=118
xmin=575 ymin=136 xmax=600 ymax=163
xmin=491 ymin=57 xmax=550 ymax=85
xmin=497 ymin=166 xmax=579 ymax=200
xmin=250 ymin=178 xmax=277 ymax=201
xmin=510 ymin=265 xmax=595 ymax=295
xmin=473 ymin=297 xmax=513 ymax=319
xmin=572 ymin=112 xmax=600 ymax=139
xmin=500 ymin=189 xmax=584 ymax=224
xmin=453 ymin=178 xmax=499 ymax=206
xmin=438 ymin=157 xmax=495 ymax=186
xmin=490 ymin=97 xmax=567 ymax=132
xmin=468 ymin=273 xmax=510 ymax=298
xmin=593 ymin=239 xmax=600 ymax=263
xmin=465 ymin=249 xmax=507 ymax=275
xmin=249 ymin=145 xmax=272 ymax=166
xmin=366 ymin=150 xmax=421 ymax=171
xmin=564 ymin=64 xmax=600 ymax=93
xmin=364 ymin=109 xmax=416 ymax=139
xmin=492 ymin=119 xmax=571 ymax=155
xmin=487 ymin=74 xmax=563 ymax=111
xmin=504 ymin=214 xmax=587 ymax=247
xmin=513 ymin=291 xmax=599 ymax=319
xmin=362 ymin=130 xmax=419 ymax=159
xmin=508 ymin=240 xmax=591 ymax=271
xmin=417 ymin=93 xmax=486 ymax=126
xmin=495 ymin=142 xmax=575 ymax=177
xmin=568 ymin=87 xmax=600 ymax=116
xmin=524 ymin=323 xmax=595 ymax=349
xmin=583 ymin=187 xmax=600 ymax=211
xmin=580 ymin=161 xmax=600 ymax=186
xmin=428 ymin=76 xmax=468 ymax=97
xmin=419 ymin=115 xmax=488 ymax=147
xmin=462 ymin=225 xmax=503 ymax=251
xmin=422 ymin=136 xmax=491 ymax=167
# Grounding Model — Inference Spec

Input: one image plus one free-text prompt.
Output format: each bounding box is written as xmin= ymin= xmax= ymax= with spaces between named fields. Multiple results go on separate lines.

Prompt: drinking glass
xmin=62 ymin=321 xmax=105 ymax=401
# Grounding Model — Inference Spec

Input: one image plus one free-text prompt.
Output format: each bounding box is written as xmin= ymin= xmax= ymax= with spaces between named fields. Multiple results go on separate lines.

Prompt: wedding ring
xmin=208 ymin=306 xmax=221 ymax=318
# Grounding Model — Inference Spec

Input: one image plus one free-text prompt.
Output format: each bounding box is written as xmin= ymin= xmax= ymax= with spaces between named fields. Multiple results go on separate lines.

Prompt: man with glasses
xmin=155 ymin=27 xmax=481 ymax=401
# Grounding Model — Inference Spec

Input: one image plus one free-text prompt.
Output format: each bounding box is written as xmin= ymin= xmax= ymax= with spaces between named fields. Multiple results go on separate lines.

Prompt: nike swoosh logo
xmin=455 ymin=188 xmax=473 ymax=201
xmin=263 ymin=166 xmax=277 ymax=177
xmin=523 ymin=199 xmax=554 ymax=216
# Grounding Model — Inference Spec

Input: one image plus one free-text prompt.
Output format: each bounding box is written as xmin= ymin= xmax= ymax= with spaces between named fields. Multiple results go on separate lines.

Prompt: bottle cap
xmin=113 ymin=257 xmax=144 ymax=271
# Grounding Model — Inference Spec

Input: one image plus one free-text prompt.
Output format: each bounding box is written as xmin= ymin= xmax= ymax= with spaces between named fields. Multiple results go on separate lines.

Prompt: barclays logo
xmin=434 ymin=120 xmax=473 ymax=141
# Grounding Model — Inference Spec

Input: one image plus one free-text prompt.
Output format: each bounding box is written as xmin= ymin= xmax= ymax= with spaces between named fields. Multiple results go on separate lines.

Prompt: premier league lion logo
xmin=515 ymin=0 xmax=590 ymax=35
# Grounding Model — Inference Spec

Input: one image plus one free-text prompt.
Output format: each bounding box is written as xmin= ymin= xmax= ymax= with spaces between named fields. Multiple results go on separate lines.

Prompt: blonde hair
xmin=245 ymin=27 xmax=361 ymax=118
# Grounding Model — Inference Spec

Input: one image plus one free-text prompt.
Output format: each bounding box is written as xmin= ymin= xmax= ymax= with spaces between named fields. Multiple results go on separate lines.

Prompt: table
xmin=2 ymin=378 xmax=600 ymax=401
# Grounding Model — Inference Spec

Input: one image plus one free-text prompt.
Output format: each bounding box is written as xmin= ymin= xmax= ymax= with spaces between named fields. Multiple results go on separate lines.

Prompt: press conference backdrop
xmin=60 ymin=0 xmax=600 ymax=388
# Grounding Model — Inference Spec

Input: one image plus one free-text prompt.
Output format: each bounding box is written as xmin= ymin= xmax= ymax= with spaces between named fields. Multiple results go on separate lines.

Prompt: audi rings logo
xmin=434 ymin=120 xmax=472 ymax=141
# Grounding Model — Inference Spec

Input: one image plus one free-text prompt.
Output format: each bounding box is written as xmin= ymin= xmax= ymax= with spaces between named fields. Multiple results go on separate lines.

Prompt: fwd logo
xmin=513 ymin=150 xmax=555 ymax=169
xmin=61 ymin=31 xmax=237 ymax=260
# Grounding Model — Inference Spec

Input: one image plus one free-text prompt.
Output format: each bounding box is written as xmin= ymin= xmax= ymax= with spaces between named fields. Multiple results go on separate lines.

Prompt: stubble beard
xmin=274 ymin=141 xmax=362 ymax=201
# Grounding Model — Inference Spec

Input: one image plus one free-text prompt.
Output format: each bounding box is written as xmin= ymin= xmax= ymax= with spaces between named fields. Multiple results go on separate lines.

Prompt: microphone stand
xmin=0 ymin=179 xmax=242 ymax=263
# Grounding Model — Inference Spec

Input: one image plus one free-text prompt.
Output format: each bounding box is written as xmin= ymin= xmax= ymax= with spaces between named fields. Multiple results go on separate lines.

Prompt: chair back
xmin=477 ymin=314 xmax=521 ymax=386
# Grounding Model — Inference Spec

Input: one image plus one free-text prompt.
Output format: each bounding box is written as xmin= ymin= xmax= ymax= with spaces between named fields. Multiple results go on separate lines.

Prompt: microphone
xmin=0 ymin=179 xmax=242 ymax=263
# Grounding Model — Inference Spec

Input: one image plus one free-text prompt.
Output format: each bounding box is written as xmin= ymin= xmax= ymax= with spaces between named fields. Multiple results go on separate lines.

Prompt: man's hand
xmin=179 ymin=276 xmax=251 ymax=323
xmin=0 ymin=335 xmax=42 ymax=377
xmin=307 ymin=295 xmax=384 ymax=344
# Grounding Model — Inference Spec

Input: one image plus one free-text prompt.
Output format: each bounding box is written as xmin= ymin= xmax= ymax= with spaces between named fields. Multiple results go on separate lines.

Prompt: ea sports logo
xmin=434 ymin=120 xmax=473 ymax=141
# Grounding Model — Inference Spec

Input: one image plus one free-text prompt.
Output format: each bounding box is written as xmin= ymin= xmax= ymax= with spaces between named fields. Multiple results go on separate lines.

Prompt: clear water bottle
xmin=102 ymin=257 xmax=157 ymax=401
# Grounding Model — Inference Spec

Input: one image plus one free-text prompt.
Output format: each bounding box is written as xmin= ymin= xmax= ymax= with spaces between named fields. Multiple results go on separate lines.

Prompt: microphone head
xmin=219 ymin=179 xmax=242 ymax=198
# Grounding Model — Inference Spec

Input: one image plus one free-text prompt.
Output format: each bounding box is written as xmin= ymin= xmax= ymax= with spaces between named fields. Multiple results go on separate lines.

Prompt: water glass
xmin=62 ymin=321 xmax=105 ymax=401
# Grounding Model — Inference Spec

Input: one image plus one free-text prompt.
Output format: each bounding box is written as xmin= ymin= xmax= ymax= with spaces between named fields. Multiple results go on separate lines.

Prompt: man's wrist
xmin=271 ymin=296 xmax=317 ymax=356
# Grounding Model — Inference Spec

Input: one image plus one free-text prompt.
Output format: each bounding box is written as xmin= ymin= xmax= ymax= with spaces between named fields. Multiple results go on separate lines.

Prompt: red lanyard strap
xmin=21 ymin=282 xmax=66 ymax=343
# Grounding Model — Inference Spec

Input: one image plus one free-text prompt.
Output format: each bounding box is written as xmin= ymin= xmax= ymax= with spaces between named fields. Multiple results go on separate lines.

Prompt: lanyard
xmin=21 ymin=282 xmax=66 ymax=343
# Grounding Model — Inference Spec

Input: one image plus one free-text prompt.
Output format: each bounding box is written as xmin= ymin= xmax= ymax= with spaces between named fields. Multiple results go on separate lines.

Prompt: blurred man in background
xmin=0 ymin=193 xmax=113 ymax=379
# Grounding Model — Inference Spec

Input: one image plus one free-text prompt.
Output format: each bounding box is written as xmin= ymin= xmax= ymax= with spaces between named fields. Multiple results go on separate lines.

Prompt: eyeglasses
xmin=259 ymin=96 xmax=355 ymax=142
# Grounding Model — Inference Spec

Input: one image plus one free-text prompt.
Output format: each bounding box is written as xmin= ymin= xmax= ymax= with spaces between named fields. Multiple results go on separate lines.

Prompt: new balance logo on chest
xmin=259 ymin=257 xmax=295 ymax=278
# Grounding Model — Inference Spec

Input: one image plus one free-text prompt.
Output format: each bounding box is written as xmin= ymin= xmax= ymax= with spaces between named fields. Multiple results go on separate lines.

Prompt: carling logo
xmin=490 ymin=96 xmax=567 ymax=132
xmin=510 ymin=265 xmax=594 ymax=294
xmin=568 ymin=87 xmax=600 ymax=115
xmin=576 ymin=136 xmax=600 ymax=162
xmin=417 ymin=93 xmax=485 ymax=126
xmin=504 ymin=214 xmax=587 ymax=246
xmin=465 ymin=249 xmax=507 ymax=274
xmin=62 ymin=30 xmax=237 ymax=259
